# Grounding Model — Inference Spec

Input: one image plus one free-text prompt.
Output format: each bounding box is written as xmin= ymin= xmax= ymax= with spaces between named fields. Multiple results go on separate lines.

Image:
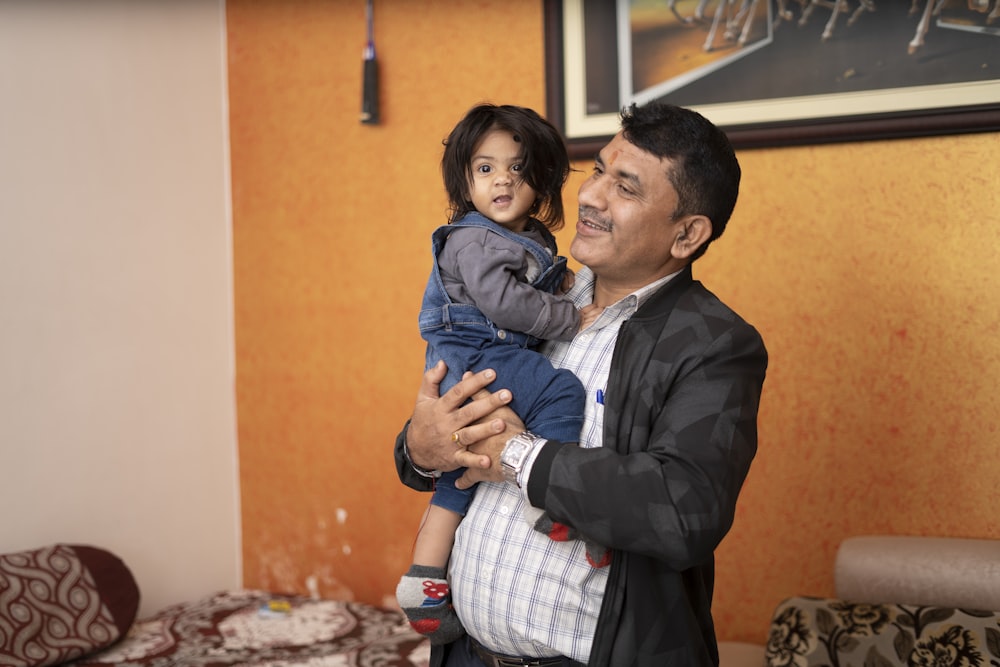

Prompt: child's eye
xmin=476 ymin=164 xmax=492 ymax=174
xmin=511 ymin=163 xmax=523 ymax=172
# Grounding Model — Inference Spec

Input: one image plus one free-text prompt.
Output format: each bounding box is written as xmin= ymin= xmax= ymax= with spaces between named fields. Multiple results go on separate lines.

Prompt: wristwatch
xmin=501 ymin=431 xmax=545 ymax=487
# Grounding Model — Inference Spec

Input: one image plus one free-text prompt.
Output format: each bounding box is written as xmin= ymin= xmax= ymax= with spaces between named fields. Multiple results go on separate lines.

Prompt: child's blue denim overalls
xmin=419 ymin=212 xmax=585 ymax=515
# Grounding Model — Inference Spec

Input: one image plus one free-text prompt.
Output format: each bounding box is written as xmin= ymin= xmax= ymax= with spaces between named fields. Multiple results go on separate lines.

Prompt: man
xmin=395 ymin=103 xmax=768 ymax=666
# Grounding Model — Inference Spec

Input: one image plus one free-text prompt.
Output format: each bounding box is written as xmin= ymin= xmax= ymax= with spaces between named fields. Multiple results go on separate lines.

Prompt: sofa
xmin=719 ymin=535 xmax=1000 ymax=667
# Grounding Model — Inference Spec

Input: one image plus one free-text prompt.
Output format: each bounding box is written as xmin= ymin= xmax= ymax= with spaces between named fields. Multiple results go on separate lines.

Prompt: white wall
xmin=0 ymin=1 xmax=240 ymax=616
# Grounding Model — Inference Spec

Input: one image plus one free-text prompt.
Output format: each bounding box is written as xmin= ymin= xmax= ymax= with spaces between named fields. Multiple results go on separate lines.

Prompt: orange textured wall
xmin=227 ymin=0 xmax=1000 ymax=643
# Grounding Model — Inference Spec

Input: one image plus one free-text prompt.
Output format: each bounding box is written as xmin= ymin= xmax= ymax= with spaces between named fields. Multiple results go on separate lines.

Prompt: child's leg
xmin=412 ymin=502 xmax=461 ymax=569
xmin=396 ymin=471 xmax=471 ymax=645
xmin=396 ymin=505 xmax=464 ymax=644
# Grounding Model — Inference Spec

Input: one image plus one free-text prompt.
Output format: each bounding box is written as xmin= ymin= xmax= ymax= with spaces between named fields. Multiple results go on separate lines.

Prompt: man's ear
xmin=671 ymin=215 xmax=712 ymax=259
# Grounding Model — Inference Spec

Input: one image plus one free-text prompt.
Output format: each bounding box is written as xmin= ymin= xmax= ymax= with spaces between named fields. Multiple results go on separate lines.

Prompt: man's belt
xmin=468 ymin=637 xmax=584 ymax=667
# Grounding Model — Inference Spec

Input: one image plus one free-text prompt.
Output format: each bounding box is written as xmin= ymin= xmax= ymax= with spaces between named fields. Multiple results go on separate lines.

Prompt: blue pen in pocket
xmin=596 ymin=389 xmax=605 ymax=405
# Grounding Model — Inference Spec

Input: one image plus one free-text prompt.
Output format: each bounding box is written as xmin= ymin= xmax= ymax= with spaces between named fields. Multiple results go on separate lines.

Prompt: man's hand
xmin=454 ymin=395 xmax=525 ymax=489
xmin=406 ymin=360 xmax=513 ymax=472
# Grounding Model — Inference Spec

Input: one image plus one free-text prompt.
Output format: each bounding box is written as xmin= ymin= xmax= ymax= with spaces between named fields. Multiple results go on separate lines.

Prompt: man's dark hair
xmin=441 ymin=103 xmax=570 ymax=230
xmin=620 ymin=103 xmax=741 ymax=260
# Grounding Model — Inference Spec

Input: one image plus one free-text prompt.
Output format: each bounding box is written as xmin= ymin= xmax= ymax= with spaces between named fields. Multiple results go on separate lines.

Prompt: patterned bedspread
xmin=66 ymin=589 xmax=430 ymax=667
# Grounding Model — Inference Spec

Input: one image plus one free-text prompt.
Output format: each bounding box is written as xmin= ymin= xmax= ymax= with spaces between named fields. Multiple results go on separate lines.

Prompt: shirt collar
xmin=568 ymin=266 xmax=682 ymax=315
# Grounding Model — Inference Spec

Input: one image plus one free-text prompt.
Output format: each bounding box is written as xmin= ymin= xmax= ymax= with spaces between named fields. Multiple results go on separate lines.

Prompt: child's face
xmin=467 ymin=128 xmax=538 ymax=233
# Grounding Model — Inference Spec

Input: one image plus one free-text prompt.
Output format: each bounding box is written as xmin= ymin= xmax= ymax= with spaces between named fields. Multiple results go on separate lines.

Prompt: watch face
xmin=503 ymin=433 xmax=539 ymax=486
xmin=508 ymin=439 xmax=530 ymax=459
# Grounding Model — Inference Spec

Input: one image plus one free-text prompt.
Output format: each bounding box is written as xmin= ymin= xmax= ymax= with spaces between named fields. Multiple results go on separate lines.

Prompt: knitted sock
xmin=585 ymin=542 xmax=612 ymax=569
xmin=533 ymin=511 xmax=581 ymax=542
xmin=534 ymin=513 xmax=611 ymax=569
xmin=395 ymin=564 xmax=464 ymax=645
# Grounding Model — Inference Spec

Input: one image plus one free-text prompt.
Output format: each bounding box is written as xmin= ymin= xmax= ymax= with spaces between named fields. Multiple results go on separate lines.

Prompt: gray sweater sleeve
xmin=438 ymin=226 xmax=580 ymax=341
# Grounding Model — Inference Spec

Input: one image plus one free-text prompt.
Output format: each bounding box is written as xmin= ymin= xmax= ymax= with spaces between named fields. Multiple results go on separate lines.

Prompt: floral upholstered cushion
xmin=765 ymin=596 xmax=1000 ymax=667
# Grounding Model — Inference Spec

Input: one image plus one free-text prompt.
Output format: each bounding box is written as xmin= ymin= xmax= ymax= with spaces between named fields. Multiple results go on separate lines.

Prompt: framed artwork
xmin=543 ymin=0 xmax=1000 ymax=154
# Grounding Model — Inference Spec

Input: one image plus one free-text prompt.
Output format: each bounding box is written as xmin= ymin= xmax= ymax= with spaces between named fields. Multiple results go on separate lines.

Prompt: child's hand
xmin=559 ymin=268 xmax=576 ymax=295
xmin=579 ymin=304 xmax=603 ymax=330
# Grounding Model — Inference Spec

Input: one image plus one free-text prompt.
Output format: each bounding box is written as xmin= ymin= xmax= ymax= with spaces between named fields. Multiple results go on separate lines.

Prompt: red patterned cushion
xmin=0 ymin=544 xmax=139 ymax=667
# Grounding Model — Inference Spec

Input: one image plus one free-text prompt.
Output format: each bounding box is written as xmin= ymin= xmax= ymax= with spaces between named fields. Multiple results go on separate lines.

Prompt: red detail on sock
xmin=421 ymin=580 xmax=450 ymax=599
xmin=548 ymin=522 xmax=572 ymax=541
xmin=587 ymin=550 xmax=612 ymax=568
xmin=411 ymin=618 xmax=441 ymax=635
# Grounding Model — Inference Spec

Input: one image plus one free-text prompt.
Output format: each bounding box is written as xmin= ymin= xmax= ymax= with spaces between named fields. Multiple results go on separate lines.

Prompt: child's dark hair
xmin=441 ymin=104 xmax=570 ymax=231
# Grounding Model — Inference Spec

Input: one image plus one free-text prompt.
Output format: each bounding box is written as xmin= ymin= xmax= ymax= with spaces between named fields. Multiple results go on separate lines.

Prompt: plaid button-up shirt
xmin=450 ymin=266 xmax=677 ymax=662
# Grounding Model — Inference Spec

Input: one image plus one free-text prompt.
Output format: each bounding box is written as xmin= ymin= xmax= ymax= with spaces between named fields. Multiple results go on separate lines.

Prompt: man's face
xmin=570 ymin=132 xmax=686 ymax=293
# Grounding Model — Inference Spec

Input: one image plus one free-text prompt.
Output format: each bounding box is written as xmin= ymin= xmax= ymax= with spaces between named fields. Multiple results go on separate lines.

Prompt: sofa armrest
xmin=835 ymin=535 xmax=1000 ymax=610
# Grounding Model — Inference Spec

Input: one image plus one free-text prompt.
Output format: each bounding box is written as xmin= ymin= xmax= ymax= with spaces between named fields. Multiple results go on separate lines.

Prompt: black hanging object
xmin=361 ymin=0 xmax=379 ymax=124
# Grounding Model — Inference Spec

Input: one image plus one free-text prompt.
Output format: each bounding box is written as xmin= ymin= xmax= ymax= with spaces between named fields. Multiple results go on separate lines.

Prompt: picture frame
xmin=543 ymin=0 xmax=1000 ymax=155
